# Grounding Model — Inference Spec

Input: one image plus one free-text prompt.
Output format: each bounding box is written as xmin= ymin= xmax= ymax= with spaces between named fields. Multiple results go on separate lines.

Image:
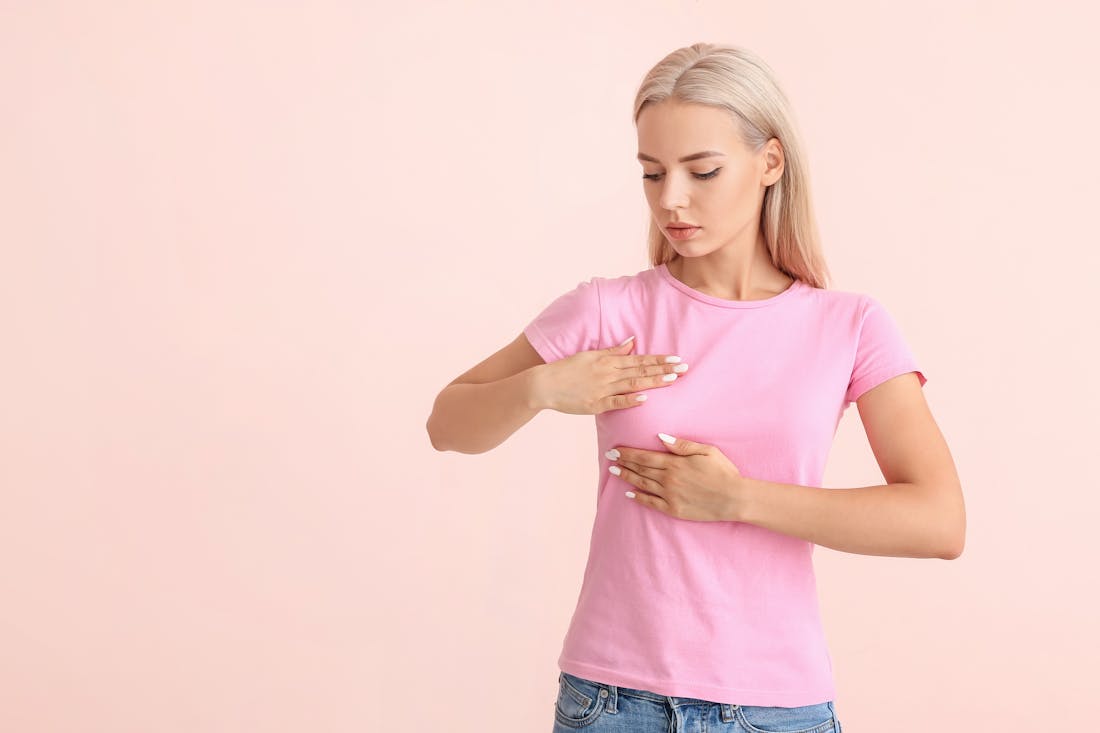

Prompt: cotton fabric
xmin=524 ymin=262 xmax=926 ymax=706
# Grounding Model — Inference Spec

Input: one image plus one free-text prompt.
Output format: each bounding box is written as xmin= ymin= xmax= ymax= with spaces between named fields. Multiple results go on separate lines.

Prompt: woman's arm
xmin=737 ymin=373 xmax=965 ymax=559
xmin=427 ymin=332 xmax=548 ymax=454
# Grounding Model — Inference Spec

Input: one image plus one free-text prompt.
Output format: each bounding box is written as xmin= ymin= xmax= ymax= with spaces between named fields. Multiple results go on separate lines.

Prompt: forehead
xmin=636 ymin=101 xmax=746 ymax=160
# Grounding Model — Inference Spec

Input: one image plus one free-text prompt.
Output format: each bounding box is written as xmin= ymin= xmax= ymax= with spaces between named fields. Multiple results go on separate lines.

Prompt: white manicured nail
xmin=662 ymin=373 xmax=677 ymax=381
xmin=609 ymin=465 xmax=621 ymax=475
xmin=665 ymin=355 xmax=681 ymax=363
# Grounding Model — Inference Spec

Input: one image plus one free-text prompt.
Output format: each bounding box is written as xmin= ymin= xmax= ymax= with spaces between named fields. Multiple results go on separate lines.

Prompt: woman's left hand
xmin=607 ymin=433 xmax=750 ymax=522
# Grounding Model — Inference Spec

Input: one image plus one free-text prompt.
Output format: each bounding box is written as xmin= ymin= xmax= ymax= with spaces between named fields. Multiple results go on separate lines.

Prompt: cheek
xmin=708 ymin=174 xmax=757 ymax=214
xmin=718 ymin=171 xmax=753 ymax=198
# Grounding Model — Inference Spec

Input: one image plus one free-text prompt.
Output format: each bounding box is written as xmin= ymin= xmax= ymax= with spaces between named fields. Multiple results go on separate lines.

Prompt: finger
xmin=626 ymin=361 xmax=690 ymax=379
xmin=612 ymin=351 xmax=684 ymax=369
xmin=598 ymin=391 xmax=650 ymax=412
xmin=616 ymin=450 xmax=670 ymax=470
xmin=615 ymin=458 xmax=664 ymax=482
xmin=622 ymin=484 xmax=669 ymax=512
xmin=610 ymin=365 xmax=686 ymax=395
xmin=609 ymin=462 xmax=665 ymax=498
xmin=604 ymin=336 xmax=635 ymax=354
xmin=657 ymin=433 xmax=709 ymax=456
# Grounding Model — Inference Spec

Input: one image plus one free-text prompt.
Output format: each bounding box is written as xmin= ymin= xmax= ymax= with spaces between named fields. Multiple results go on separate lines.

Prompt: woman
xmin=427 ymin=43 xmax=964 ymax=733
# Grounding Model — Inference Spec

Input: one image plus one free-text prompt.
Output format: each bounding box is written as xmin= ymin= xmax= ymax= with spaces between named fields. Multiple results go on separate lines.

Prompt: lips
xmin=666 ymin=225 xmax=701 ymax=240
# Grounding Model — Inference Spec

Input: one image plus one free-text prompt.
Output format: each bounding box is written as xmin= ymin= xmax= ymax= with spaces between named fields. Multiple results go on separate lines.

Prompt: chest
xmin=595 ymin=316 xmax=850 ymax=460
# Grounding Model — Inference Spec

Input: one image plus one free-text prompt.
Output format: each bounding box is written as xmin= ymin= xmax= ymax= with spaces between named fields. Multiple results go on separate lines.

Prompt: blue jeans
xmin=553 ymin=670 xmax=843 ymax=733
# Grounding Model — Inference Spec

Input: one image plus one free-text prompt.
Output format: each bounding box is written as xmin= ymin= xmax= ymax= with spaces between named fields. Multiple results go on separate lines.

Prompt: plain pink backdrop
xmin=2 ymin=2 xmax=1098 ymax=731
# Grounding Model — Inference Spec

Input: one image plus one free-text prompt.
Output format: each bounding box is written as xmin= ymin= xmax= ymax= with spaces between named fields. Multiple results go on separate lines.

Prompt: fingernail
xmin=665 ymin=355 xmax=681 ymax=363
xmin=605 ymin=449 xmax=620 ymax=460
xmin=609 ymin=465 xmax=622 ymax=475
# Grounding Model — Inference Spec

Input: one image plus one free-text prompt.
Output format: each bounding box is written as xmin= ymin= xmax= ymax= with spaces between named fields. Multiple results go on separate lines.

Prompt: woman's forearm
xmin=427 ymin=366 xmax=547 ymax=454
xmin=736 ymin=477 xmax=964 ymax=559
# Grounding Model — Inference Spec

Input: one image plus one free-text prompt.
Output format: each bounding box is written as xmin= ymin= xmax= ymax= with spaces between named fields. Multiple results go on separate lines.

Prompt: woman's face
xmin=636 ymin=100 xmax=783 ymax=258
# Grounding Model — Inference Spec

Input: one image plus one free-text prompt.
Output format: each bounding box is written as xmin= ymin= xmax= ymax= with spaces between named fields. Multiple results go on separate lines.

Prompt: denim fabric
xmin=552 ymin=671 xmax=842 ymax=733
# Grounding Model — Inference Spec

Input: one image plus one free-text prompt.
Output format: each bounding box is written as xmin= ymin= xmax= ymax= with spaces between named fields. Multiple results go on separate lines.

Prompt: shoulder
xmin=528 ymin=268 xmax=648 ymax=312
xmin=798 ymin=282 xmax=869 ymax=320
xmin=592 ymin=265 xmax=662 ymax=299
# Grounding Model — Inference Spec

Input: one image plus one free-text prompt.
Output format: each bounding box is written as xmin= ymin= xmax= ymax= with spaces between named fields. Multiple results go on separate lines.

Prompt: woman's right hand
xmin=534 ymin=337 xmax=689 ymax=415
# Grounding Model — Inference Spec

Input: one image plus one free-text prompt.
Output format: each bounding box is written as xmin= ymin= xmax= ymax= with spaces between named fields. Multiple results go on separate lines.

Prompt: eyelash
xmin=641 ymin=167 xmax=721 ymax=182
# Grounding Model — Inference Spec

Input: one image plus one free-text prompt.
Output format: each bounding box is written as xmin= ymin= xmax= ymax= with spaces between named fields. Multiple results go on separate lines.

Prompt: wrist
xmin=525 ymin=364 xmax=551 ymax=412
xmin=729 ymin=475 xmax=756 ymax=523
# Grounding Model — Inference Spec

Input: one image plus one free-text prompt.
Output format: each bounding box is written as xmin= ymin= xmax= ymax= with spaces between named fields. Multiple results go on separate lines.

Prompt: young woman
xmin=428 ymin=42 xmax=964 ymax=733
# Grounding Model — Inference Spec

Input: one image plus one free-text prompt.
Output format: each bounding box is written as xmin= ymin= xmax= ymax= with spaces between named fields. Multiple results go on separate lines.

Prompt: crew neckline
xmin=655 ymin=262 xmax=804 ymax=309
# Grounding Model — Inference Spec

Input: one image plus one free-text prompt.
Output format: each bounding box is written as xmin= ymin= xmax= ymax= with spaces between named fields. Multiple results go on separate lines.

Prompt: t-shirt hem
xmin=523 ymin=322 xmax=563 ymax=363
xmin=847 ymin=364 xmax=926 ymax=404
xmin=558 ymin=658 xmax=836 ymax=707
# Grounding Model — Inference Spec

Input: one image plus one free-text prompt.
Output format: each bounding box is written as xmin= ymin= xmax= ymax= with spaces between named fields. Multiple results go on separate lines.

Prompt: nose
xmin=657 ymin=173 xmax=690 ymax=211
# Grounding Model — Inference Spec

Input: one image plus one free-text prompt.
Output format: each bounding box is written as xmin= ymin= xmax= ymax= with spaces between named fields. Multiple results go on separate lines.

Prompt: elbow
xmin=948 ymin=531 xmax=966 ymax=559
xmin=932 ymin=483 xmax=966 ymax=560
xmin=427 ymin=418 xmax=475 ymax=453
xmin=939 ymin=525 xmax=966 ymax=560
xmin=426 ymin=415 xmax=447 ymax=452
xmin=939 ymin=541 xmax=964 ymax=560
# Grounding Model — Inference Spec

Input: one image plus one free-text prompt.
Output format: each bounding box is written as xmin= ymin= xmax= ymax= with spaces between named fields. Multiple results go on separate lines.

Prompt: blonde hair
xmin=633 ymin=43 xmax=832 ymax=290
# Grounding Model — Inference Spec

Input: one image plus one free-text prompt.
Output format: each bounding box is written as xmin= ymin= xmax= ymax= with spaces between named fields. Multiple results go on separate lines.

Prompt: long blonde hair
xmin=633 ymin=43 xmax=832 ymax=289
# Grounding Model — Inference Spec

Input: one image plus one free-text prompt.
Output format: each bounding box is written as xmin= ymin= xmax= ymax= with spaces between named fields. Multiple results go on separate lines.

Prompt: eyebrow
xmin=636 ymin=150 xmax=726 ymax=163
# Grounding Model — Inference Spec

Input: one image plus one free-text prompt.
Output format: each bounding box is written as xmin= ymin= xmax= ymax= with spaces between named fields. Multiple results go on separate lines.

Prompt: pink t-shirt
xmin=523 ymin=262 xmax=927 ymax=707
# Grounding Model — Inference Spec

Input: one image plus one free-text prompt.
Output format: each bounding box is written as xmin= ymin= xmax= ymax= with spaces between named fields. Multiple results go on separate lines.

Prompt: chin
xmin=670 ymin=244 xmax=714 ymax=257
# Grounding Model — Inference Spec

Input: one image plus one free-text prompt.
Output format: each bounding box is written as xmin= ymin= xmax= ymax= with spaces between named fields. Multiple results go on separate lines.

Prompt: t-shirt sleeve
xmin=522 ymin=277 xmax=602 ymax=364
xmin=845 ymin=295 xmax=928 ymax=404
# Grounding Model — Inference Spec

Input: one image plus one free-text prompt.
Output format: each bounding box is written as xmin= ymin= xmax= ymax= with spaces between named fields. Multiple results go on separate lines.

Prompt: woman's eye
xmin=641 ymin=168 xmax=721 ymax=182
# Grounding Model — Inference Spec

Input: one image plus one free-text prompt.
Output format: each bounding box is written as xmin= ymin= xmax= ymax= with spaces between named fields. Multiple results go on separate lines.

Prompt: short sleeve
xmin=845 ymin=295 xmax=928 ymax=404
xmin=522 ymin=277 xmax=602 ymax=363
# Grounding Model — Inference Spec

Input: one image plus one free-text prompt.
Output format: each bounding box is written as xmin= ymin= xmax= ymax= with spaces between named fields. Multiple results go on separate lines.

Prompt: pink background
xmin=3 ymin=2 xmax=1098 ymax=731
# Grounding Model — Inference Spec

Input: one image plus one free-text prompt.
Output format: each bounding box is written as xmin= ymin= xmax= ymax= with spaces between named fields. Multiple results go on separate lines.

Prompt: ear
xmin=761 ymin=136 xmax=784 ymax=185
